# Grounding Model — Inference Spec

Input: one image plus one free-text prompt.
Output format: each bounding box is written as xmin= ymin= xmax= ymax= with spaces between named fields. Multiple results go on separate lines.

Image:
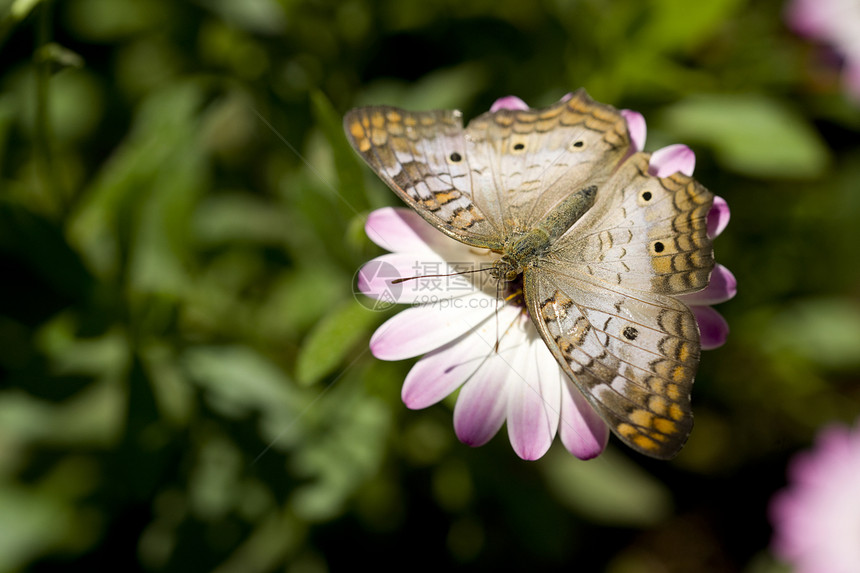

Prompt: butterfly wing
xmin=554 ymin=152 xmax=715 ymax=295
xmin=525 ymin=153 xmax=714 ymax=458
xmin=461 ymin=89 xmax=630 ymax=236
xmin=345 ymin=106 xmax=504 ymax=249
xmin=343 ymin=89 xmax=631 ymax=249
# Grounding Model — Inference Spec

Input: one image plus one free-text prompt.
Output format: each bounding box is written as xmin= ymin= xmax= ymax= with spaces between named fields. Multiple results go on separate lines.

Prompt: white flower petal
xmin=558 ymin=371 xmax=609 ymax=459
xmin=358 ymin=253 xmax=484 ymax=304
xmin=453 ymin=351 xmax=512 ymax=446
xmin=365 ymin=207 xmax=434 ymax=252
xmin=357 ymin=253 xmax=440 ymax=302
xmin=365 ymin=207 xmax=464 ymax=254
xmin=506 ymin=336 xmax=561 ymax=460
xmin=401 ymin=319 xmax=504 ymax=409
xmin=370 ymin=296 xmax=497 ymax=360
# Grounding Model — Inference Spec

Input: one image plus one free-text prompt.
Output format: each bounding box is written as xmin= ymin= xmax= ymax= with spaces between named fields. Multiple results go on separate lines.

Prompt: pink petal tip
xmin=691 ymin=305 xmax=730 ymax=350
xmin=621 ymin=110 xmax=647 ymax=152
xmin=708 ymin=196 xmax=731 ymax=239
xmin=490 ymin=96 xmax=530 ymax=112
xmin=650 ymin=144 xmax=696 ymax=177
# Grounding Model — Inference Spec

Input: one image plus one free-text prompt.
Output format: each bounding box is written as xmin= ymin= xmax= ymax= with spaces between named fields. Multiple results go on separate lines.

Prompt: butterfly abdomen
xmin=536 ymin=184 xmax=597 ymax=241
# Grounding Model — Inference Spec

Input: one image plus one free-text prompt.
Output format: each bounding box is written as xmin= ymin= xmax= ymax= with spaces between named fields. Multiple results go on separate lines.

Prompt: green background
xmin=1 ymin=0 xmax=858 ymax=571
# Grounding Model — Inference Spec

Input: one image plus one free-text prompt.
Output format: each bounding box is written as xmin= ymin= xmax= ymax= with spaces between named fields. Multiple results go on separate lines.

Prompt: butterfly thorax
xmin=491 ymin=233 xmax=548 ymax=282
xmin=491 ymin=184 xmax=598 ymax=282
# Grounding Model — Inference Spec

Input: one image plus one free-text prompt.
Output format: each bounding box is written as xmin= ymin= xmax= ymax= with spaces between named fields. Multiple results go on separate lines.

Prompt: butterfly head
xmin=490 ymin=256 xmax=520 ymax=283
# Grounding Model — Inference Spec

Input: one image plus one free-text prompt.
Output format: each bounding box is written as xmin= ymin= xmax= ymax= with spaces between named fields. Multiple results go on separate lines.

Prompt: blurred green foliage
xmin=0 ymin=0 xmax=858 ymax=571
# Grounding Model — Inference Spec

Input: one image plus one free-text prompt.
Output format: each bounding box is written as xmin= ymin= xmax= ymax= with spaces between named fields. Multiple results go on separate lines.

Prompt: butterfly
xmin=343 ymin=89 xmax=715 ymax=459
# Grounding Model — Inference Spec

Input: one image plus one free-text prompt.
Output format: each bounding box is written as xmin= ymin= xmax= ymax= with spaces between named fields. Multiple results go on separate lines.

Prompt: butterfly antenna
xmin=488 ymin=296 xmax=528 ymax=356
xmin=494 ymin=280 xmax=502 ymax=352
xmin=391 ymin=267 xmax=491 ymax=285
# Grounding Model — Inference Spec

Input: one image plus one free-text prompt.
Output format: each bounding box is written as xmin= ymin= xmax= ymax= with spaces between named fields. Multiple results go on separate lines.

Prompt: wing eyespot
xmin=638 ymin=188 xmax=658 ymax=206
xmin=449 ymin=152 xmax=463 ymax=163
xmin=569 ymin=140 xmax=585 ymax=151
xmin=509 ymin=137 xmax=528 ymax=155
xmin=652 ymin=241 xmax=665 ymax=253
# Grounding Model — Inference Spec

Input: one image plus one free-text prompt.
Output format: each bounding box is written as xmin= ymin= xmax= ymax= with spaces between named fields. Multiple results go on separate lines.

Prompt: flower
xmin=769 ymin=419 xmax=860 ymax=573
xmin=786 ymin=0 xmax=860 ymax=100
xmin=356 ymin=96 xmax=735 ymax=461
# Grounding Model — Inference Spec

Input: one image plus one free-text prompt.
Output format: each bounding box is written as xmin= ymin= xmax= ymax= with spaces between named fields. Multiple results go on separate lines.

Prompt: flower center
xmin=502 ymin=273 xmax=526 ymax=311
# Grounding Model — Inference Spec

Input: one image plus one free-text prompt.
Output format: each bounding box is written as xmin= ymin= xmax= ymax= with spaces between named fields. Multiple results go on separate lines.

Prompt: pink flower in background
xmin=770 ymin=419 xmax=860 ymax=573
xmin=356 ymin=96 xmax=735 ymax=460
xmin=786 ymin=0 xmax=860 ymax=99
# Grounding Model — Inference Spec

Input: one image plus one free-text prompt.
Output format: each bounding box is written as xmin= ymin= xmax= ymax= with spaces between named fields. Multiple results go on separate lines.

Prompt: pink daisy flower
xmin=770 ymin=419 xmax=860 ymax=573
xmin=356 ymin=96 xmax=735 ymax=461
xmin=786 ymin=0 xmax=860 ymax=99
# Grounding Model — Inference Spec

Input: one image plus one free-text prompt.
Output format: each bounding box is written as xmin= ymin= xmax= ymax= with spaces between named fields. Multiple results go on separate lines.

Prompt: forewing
xmin=344 ymin=106 xmax=504 ymax=249
xmin=554 ymin=152 xmax=715 ymax=295
xmin=463 ymin=89 xmax=631 ymax=235
xmin=344 ymin=89 xmax=632 ymax=249
xmin=525 ymin=270 xmax=699 ymax=459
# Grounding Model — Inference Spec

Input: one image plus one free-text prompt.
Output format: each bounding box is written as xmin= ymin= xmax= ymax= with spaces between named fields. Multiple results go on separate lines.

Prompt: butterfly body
xmin=493 ymin=184 xmax=598 ymax=281
xmin=345 ymin=89 xmax=714 ymax=459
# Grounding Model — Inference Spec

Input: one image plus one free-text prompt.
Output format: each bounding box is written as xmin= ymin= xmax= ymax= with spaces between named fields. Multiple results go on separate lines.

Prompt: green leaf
xmin=64 ymin=0 xmax=171 ymax=42
xmin=183 ymin=345 xmax=300 ymax=419
xmin=10 ymin=0 xmax=46 ymax=19
xmin=540 ymin=447 xmax=672 ymax=526
xmin=310 ymin=90 xmax=369 ymax=215
xmin=260 ymin=266 xmax=345 ymax=338
xmin=0 ymin=484 xmax=74 ymax=571
xmin=284 ymin=170 xmax=354 ymax=265
xmin=766 ymin=298 xmax=860 ymax=370
xmin=289 ymin=371 xmax=391 ymax=521
xmin=659 ymin=94 xmax=830 ymax=178
xmin=638 ymin=0 xmax=744 ymax=52
xmin=0 ymin=0 xmax=44 ymax=50
xmin=295 ymin=299 xmax=380 ymax=385
xmin=354 ymin=62 xmax=489 ymax=112
xmin=199 ymin=0 xmax=285 ymax=34
xmin=68 ymin=81 xmax=208 ymax=289
xmin=0 ymin=375 xmax=126 ymax=446
xmin=193 ymin=192 xmax=291 ymax=247
xmin=9 ymin=65 xmax=103 ymax=143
